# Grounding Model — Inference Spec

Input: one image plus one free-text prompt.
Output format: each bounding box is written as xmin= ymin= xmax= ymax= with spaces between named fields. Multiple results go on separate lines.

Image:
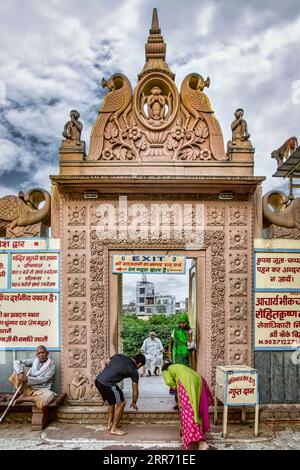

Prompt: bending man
xmin=95 ymin=353 xmax=145 ymax=436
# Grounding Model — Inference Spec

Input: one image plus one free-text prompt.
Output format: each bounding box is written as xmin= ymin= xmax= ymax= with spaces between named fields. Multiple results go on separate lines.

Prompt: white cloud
xmin=196 ymin=4 xmax=215 ymax=36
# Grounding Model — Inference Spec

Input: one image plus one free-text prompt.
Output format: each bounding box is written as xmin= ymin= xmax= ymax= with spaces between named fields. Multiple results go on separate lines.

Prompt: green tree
xmin=122 ymin=313 xmax=185 ymax=357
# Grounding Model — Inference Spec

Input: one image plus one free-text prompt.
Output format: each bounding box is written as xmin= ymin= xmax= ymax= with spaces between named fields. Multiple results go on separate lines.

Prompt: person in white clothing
xmin=140 ymin=332 xmax=164 ymax=376
xmin=8 ymin=345 xmax=56 ymax=409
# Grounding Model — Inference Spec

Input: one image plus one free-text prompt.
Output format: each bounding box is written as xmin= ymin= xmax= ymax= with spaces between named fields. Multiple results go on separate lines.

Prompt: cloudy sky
xmin=0 ymin=0 xmax=300 ymax=197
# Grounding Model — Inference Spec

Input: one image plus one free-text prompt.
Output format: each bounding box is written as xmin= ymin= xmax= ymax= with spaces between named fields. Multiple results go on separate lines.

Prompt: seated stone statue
xmin=231 ymin=108 xmax=250 ymax=145
xmin=62 ymin=110 xmax=83 ymax=145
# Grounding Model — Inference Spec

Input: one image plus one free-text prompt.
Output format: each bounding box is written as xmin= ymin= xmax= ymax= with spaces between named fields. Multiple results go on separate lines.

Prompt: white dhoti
xmin=145 ymin=353 xmax=162 ymax=373
xmin=141 ymin=336 xmax=164 ymax=375
xmin=9 ymin=372 xmax=55 ymax=409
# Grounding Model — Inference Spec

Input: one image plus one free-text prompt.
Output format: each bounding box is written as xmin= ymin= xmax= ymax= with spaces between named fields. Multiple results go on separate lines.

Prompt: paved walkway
xmin=1 ymin=420 xmax=300 ymax=450
xmin=1 ymin=375 xmax=299 ymax=450
xmin=123 ymin=374 xmax=175 ymax=411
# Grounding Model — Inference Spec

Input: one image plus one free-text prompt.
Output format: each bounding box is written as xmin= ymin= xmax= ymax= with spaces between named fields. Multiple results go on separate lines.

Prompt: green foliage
xmin=121 ymin=313 xmax=186 ymax=357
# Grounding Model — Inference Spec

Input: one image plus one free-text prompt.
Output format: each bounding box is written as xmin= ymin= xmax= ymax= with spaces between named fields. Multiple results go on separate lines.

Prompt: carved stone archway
xmin=89 ymin=229 xmax=225 ymax=386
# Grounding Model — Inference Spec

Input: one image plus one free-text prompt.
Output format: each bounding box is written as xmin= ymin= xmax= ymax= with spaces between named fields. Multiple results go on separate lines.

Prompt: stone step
xmin=56 ymin=405 xmax=179 ymax=424
xmin=57 ymin=404 xmax=300 ymax=425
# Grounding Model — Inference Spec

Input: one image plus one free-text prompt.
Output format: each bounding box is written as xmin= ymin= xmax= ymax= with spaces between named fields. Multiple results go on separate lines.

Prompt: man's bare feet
xmin=110 ymin=429 xmax=127 ymax=436
xmin=107 ymin=423 xmax=112 ymax=430
xmin=198 ymin=440 xmax=209 ymax=450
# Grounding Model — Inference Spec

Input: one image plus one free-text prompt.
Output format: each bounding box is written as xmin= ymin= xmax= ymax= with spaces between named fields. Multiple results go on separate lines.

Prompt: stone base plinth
xmin=59 ymin=141 xmax=86 ymax=163
xmin=227 ymin=144 xmax=255 ymax=163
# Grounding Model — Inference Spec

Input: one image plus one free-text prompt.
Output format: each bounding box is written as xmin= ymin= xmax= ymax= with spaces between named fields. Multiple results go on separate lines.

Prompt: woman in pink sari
xmin=162 ymin=362 xmax=213 ymax=450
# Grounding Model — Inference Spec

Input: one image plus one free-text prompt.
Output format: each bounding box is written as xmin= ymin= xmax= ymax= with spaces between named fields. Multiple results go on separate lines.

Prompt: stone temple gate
xmin=51 ymin=9 xmax=264 ymax=399
xmin=1 ymin=10 xmax=299 ymax=411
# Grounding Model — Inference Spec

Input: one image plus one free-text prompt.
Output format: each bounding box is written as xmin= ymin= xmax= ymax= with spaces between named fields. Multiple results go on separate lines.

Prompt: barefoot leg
xmin=110 ymin=401 xmax=127 ymax=436
xmin=107 ymin=404 xmax=115 ymax=430
xmin=198 ymin=440 xmax=209 ymax=450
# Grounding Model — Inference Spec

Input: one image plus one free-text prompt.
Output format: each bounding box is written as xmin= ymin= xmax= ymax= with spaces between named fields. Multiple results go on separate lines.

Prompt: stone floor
xmin=0 ymin=420 xmax=300 ymax=450
xmin=1 ymin=374 xmax=300 ymax=450
xmin=123 ymin=374 xmax=175 ymax=411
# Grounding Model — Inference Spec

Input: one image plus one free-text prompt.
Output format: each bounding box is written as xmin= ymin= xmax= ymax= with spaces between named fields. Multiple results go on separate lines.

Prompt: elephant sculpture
xmin=0 ymin=188 xmax=51 ymax=237
xmin=263 ymin=190 xmax=300 ymax=231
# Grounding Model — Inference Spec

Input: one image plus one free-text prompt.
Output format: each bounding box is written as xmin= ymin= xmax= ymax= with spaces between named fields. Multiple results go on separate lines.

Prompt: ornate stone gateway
xmin=51 ymin=9 xmax=264 ymax=402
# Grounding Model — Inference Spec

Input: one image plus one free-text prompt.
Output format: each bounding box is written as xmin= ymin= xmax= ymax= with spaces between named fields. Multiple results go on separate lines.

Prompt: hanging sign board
xmin=112 ymin=254 xmax=186 ymax=274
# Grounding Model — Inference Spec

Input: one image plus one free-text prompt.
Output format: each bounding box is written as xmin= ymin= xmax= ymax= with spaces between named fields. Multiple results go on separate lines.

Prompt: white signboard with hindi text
xmin=254 ymin=292 xmax=300 ymax=349
xmin=0 ymin=253 xmax=8 ymax=289
xmin=0 ymin=238 xmax=60 ymax=350
xmin=215 ymin=365 xmax=258 ymax=406
xmin=254 ymin=242 xmax=300 ymax=350
xmin=11 ymin=253 xmax=59 ymax=290
xmin=0 ymin=293 xmax=59 ymax=349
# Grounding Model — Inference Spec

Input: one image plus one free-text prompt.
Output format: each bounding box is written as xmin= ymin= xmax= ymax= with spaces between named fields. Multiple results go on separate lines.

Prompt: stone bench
xmin=0 ymin=393 xmax=67 ymax=431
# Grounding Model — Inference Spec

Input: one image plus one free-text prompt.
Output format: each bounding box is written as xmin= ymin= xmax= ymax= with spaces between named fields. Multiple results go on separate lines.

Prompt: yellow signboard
xmin=255 ymin=252 xmax=300 ymax=290
xmin=112 ymin=254 xmax=186 ymax=274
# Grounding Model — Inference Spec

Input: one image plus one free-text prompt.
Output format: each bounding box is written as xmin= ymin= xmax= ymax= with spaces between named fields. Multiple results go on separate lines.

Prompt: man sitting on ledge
xmin=9 ymin=345 xmax=56 ymax=409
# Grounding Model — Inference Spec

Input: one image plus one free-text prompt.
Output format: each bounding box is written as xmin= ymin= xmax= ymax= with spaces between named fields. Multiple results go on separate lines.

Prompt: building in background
xmin=175 ymin=298 xmax=189 ymax=313
xmin=156 ymin=294 xmax=176 ymax=315
xmin=135 ymin=275 xmax=177 ymax=316
xmin=136 ymin=274 xmax=156 ymax=315
xmin=123 ymin=300 xmax=137 ymax=314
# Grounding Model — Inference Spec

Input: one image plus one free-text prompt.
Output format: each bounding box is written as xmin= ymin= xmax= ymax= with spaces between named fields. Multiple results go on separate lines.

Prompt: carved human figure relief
xmin=69 ymin=371 xmax=89 ymax=400
xmin=143 ymin=86 xmax=169 ymax=123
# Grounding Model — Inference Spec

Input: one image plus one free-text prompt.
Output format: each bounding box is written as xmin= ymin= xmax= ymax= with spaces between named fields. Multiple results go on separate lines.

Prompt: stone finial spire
xmin=150 ymin=7 xmax=160 ymax=32
xmin=138 ymin=8 xmax=175 ymax=80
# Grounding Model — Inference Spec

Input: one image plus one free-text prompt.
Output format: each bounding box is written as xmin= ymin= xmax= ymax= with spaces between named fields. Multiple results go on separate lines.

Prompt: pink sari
xmin=178 ymin=378 xmax=213 ymax=450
